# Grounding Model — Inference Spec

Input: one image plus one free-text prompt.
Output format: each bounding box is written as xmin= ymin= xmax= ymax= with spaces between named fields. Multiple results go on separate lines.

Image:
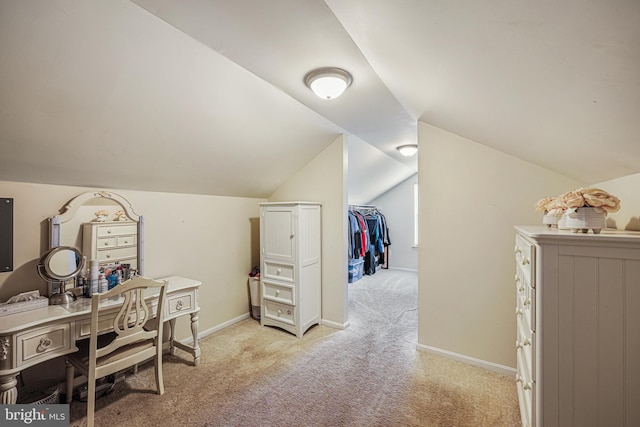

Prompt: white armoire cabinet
xmin=514 ymin=226 xmax=640 ymax=427
xmin=260 ymin=202 xmax=321 ymax=338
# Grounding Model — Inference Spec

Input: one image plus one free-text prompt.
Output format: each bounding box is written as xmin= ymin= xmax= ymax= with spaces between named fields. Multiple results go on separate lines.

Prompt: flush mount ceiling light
xmin=304 ymin=67 xmax=353 ymax=100
xmin=397 ymin=144 xmax=418 ymax=157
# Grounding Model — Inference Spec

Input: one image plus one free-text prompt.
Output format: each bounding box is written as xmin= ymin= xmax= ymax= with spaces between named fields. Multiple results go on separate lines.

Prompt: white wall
xmin=0 ymin=181 xmax=264 ymax=342
xmin=418 ymin=122 xmax=584 ymax=369
xmin=368 ymin=173 xmax=418 ymax=271
xmin=593 ymin=172 xmax=640 ymax=231
xmin=268 ymin=136 xmax=349 ymax=328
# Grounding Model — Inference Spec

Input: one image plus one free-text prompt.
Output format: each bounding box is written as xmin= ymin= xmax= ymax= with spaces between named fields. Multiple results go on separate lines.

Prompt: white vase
xmin=542 ymin=212 xmax=559 ymax=227
xmin=565 ymin=207 xmax=606 ymax=234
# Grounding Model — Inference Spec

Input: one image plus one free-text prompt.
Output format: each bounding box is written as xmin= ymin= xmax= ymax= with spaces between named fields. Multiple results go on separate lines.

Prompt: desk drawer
xmin=16 ymin=323 xmax=72 ymax=367
xmin=76 ymin=314 xmax=118 ymax=339
xmin=166 ymin=292 xmax=196 ymax=318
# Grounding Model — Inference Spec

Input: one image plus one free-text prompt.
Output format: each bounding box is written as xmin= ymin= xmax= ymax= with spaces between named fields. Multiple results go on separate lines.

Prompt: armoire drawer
xmin=263 ymin=281 xmax=295 ymax=305
xmin=166 ymin=292 xmax=195 ymax=318
xmin=263 ymin=300 xmax=295 ymax=326
xmin=263 ymin=261 xmax=295 ymax=283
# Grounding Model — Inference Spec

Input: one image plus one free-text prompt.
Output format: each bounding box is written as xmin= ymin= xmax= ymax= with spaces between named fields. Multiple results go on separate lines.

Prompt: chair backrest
xmin=89 ymin=275 xmax=168 ymax=362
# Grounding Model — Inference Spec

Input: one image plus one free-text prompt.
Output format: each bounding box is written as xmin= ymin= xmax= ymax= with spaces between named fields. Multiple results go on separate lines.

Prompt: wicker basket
xmin=16 ymin=381 xmax=60 ymax=404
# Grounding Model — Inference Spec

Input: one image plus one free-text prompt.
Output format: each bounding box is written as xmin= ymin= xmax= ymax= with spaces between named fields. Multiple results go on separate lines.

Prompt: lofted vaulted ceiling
xmin=1 ymin=1 xmax=639 ymax=202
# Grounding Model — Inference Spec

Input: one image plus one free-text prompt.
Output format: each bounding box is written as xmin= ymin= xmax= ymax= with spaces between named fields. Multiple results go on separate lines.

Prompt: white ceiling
xmin=1 ymin=1 xmax=639 ymax=201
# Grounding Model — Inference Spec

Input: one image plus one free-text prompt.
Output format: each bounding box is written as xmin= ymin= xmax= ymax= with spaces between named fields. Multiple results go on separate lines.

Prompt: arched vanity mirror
xmin=49 ymin=191 xmax=144 ymax=276
xmin=37 ymin=246 xmax=85 ymax=304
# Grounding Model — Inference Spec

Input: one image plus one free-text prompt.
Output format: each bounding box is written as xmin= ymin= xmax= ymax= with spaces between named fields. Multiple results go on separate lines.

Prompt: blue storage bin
xmin=348 ymin=258 xmax=364 ymax=283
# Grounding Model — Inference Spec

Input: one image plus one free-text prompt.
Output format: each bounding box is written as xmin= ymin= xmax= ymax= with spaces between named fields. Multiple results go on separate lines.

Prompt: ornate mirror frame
xmin=49 ymin=191 xmax=145 ymax=275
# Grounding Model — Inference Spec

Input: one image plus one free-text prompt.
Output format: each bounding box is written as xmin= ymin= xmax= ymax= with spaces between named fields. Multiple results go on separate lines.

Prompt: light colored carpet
xmin=68 ymin=269 xmax=521 ymax=426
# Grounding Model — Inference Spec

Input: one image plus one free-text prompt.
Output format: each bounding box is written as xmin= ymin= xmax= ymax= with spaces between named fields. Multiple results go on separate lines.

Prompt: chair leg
xmin=155 ymin=359 xmax=164 ymax=395
xmin=87 ymin=372 xmax=96 ymax=427
xmin=65 ymin=360 xmax=74 ymax=404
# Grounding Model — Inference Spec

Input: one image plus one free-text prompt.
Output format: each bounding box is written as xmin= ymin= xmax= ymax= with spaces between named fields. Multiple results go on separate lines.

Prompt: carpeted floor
xmin=68 ymin=269 xmax=521 ymax=426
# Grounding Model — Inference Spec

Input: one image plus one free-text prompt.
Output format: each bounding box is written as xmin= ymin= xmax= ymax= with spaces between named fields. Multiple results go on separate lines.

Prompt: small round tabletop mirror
xmin=37 ymin=246 xmax=85 ymax=304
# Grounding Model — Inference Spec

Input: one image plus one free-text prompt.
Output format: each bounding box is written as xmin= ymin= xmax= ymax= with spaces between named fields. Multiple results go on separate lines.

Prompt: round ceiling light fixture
xmin=397 ymin=144 xmax=418 ymax=157
xmin=304 ymin=67 xmax=353 ymax=100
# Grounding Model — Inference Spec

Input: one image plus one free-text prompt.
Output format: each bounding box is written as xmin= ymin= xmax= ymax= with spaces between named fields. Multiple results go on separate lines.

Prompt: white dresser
xmin=260 ymin=202 xmax=321 ymax=338
xmin=82 ymin=221 xmax=138 ymax=269
xmin=514 ymin=226 xmax=640 ymax=427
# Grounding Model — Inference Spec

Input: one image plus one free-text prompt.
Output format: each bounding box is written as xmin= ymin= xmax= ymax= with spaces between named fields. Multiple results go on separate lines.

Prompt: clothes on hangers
xmin=347 ymin=206 xmax=391 ymax=277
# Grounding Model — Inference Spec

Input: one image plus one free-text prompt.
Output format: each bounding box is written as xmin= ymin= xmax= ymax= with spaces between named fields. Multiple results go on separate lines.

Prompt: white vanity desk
xmin=0 ymin=275 xmax=200 ymax=404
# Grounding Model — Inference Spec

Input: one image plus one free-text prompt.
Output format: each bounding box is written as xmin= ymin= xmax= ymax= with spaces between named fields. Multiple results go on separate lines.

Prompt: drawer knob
xmin=516 ymin=340 xmax=523 ymax=349
xmin=518 ymin=285 xmax=525 ymax=292
xmin=516 ymin=374 xmax=522 ymax=383
xmin=523 ymin=382 xmax=532 ymax=391
xmin=524 ymin=338 xmax=531 ymax=346
xmin=524 ymin=297 xmax=531 ymax=307
xmin=514 ymin=246 xmax=521 ymax=254
xmin=515 ymin=275 xmax=520 ymax=283
xmin=37 ymin=337 xmax=52 ymax=352
xmin=104 ymin=242 xmax=110 ymax=246
xmin=277 ymin=309 xmax=282 ymax=315
xmin=287 ymin=309 xmax=292 ymax=315
xmin=107 ymin=230 xmax=112 ymax=234
xmin=277 ymin=268 xmax=282 ymax=275
xmin=123 ymin=239 xmax=129 ymax=244
xmin=106 ymin=254 xmax=111 ymax=258
xmin=522 ymin=258 xmax=530 ymax=266
xmin=515 ymin=308 xmax=523 ymax=316
xmin=275 ymin=290 xmax=280 ymax=296
xmin=175 ymin=300 xmax=183 ymax=311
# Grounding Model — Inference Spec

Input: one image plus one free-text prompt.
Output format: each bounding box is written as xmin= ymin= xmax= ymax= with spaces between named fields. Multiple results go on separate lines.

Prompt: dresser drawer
xmin=97 ymin=236 xmax=117 ymax=248
xmin=96 ymin=245 xmax=137 ymax=263
xmin=263 ymin=261 xmax=295 ymax=283
xmin=16 ymin=323 xmax=72 ymax=367
xmin=515 ymin=235 xmax=535 ymax=284
xmin=263 ymin=281 xmax=295 ymax=305
xmin=76 ymin=313 xmax=118 ymax=339
xmin=263 ymin=300 xmax=295 ymax=326
xmin=116 ymin=235 xmax=136 ymax=247
xmin=516 ymin=363 xmax=533 ymax=427
xmin=97 ymin=224 xmax=138 ymax=237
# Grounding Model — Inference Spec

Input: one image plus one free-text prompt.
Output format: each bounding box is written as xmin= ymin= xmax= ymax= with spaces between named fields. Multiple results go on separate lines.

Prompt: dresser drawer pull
xmin=523 ymin=338 xmax=531 ymax=346
xmin=515 ymin=275 xmax=520 ymax=283
xmin=175 ymin=300 xmax=183 ymax=311
xmin=275 ymin=290 xmax=280 ymax=296
xmin=107 ymin=229 xmax=112 ymax=234
xmin=104 ymin=242 xmax=110 ymax=246
xmin=523 ymin=382 xmax=532 ymax=391
xmin=519 ymin=285 xmax=525 ymax=292
xmin=524 ymin=297 xmax=531 ymax=307
xmin=516 ymin=308 xmax=523 ymax=316
xmin=277 ymin=268 xmax=282 ymax=275
xmin=521 ymin=257 xmax=530 ymax=266
xmin=37 ymin=337 xmax=52 ymax=352
xmin=516 ymin=340 xmax=523 ymax=349
xmin=277 ymin=309 xmax=282 ymax=315
xmin=514 ymin=246 xmax=521 ymax=254
xmin=516 ymin=374 xmax=522 ymax=383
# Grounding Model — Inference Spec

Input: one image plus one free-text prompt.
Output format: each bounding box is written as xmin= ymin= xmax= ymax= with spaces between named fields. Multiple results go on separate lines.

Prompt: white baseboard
xmin=388 ymin=267 xmax=418 ymax=273
xmin=416 ymin=343 xmax=516 ymax=377
xmin=321 ymin=318 xmax=350 ymax=330
xmin=179 ymin=312 xmax=250 ymax=345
